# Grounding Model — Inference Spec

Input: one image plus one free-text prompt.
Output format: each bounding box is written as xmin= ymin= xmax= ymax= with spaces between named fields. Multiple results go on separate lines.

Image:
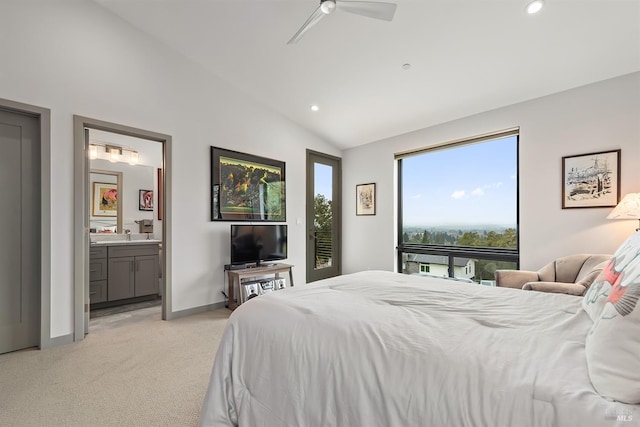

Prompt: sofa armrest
xmin=521 ymin=281 xmax=586 ymax=296
xmin=495 ymin=270 xmax=539 ymax=289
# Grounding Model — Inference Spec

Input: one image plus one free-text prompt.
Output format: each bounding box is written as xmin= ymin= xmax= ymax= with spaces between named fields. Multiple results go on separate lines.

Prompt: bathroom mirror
xmin=88 ymin=129 xmax=162 ymax=239
xmin=89 ymin=169 xmax=123 ymax=233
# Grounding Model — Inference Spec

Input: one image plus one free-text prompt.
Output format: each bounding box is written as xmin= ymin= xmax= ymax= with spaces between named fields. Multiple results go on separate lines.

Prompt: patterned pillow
xmin=582 ymin=231 xmax=640 ymax=321
xmin=585 ymin=233 xmax=640 ymax=404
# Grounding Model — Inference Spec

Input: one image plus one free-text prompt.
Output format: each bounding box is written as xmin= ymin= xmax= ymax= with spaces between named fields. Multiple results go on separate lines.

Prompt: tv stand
xmin=225 ymin=263 xmax=294 ymax=310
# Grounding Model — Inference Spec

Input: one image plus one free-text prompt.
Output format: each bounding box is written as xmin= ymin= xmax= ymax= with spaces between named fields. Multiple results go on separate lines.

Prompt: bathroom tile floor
xmin=90 ymin=298 xmax=162 ymax=319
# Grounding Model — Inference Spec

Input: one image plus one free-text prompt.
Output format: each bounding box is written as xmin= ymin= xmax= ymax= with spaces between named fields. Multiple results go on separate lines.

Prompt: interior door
xmin=306 ymin=150 xmax=341 ymax=282
xmin=0 ymin=109 xmax=41 ymax=354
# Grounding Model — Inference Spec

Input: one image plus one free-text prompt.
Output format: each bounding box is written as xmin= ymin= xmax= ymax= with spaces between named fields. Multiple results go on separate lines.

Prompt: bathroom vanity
xmin=89 ymin=240 xmax=160 ymax=306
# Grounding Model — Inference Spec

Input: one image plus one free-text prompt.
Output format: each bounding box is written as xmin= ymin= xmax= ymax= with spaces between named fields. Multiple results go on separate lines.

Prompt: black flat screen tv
xmin=230 ymin=224 xmax=287 ymax=267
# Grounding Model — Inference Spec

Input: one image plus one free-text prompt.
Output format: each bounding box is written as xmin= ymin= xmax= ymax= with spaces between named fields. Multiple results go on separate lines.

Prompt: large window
xmin=396 ymin=130 xmax=519 ymax=284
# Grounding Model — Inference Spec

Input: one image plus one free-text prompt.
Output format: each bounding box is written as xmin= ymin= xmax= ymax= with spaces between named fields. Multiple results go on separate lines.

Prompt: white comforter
xmin=200 ymin=271 xmax=639 ymax=427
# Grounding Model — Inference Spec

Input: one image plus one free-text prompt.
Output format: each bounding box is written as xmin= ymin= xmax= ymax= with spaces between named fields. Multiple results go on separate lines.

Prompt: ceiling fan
xmin=287 ymin=0 xmax=397 ymax=45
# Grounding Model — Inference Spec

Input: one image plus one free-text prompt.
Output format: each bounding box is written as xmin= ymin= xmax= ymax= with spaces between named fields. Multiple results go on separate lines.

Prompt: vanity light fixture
xmin=525 ymin=0 xmax=544 ymax=14
xmin=107 ymin=145 xmax=122 ymax=162
xmin=88 ymin=144 xmax=98 ymax=159
xmin=129 ymin=151 xmax=139 ymax=165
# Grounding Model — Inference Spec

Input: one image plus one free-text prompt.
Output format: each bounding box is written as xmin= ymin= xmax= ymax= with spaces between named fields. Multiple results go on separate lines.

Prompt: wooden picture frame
xmin=562 ymin=149 xmax=621 ymax=209
xmin=356 ymin=183 xmax=376 ymax=216
xmin=92 ymin=182 xmax=118 ymax=217
xmin=157 ymin=168 xmax=163 ymax=220
xmin=210 ymin=147 xmax=286 ymax=221
xmin=139 ymin=189 xmax=154 ymax=211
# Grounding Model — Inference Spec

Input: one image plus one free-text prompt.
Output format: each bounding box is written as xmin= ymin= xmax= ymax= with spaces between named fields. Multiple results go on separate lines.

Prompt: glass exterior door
xmin=306 ymin=150 xmax=341 ymax=282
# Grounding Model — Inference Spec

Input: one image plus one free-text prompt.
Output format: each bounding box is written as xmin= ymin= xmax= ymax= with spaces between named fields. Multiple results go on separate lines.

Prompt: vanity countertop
xmin=90 ymin=239 xmax=161 ymax=246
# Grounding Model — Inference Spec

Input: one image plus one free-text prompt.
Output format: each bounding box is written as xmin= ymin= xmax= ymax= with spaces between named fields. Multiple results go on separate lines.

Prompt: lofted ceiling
xmin=94 ymin=0 xmax=640 ymax=149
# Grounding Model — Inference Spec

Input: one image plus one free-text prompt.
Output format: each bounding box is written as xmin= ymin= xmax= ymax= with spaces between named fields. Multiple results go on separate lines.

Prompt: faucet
xmin=124 ymin=229 xmax=131 ymax=241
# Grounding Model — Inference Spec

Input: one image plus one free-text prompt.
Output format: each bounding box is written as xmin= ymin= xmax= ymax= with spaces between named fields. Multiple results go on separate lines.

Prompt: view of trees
xmin=402 ymin=227 xmax=517 ymax=249
xmin=402 ymin=227 xmax=517 ymax=281
xmin=314 ymin=194 xmax=333 ymax=267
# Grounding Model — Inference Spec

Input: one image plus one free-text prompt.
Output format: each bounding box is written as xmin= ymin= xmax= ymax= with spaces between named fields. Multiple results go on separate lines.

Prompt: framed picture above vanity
xmin=92 ymin=182 xmax=118 ymax=217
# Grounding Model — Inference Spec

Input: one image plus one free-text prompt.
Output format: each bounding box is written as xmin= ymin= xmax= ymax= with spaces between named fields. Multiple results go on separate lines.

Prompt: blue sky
xmin=402 ymin=136 xmax=517 ymax=227
xmin=314 ymin=163 xmax=333 ymax=200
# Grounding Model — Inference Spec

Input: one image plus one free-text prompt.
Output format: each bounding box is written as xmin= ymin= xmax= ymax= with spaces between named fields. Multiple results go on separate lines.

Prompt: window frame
xmin=396 ymin=129 xmax=520 ymax=277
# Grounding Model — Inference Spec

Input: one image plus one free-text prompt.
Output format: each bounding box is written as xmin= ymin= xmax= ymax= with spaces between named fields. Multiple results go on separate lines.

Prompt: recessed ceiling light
xmin=310 ymin=105 xmax=319 ymax=112
xmin=525 ymin=0 xmax=544 ymax=14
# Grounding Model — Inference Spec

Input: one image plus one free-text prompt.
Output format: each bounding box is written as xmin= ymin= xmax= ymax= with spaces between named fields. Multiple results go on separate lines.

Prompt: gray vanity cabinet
xmin=106 ymin=244 xmax=159 ymax=302
xmin=89 ymin=246 xmax=108 ymax=303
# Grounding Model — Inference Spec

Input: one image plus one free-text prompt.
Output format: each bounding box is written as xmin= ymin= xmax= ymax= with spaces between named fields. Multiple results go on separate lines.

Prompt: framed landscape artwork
xmin=562 ymin=149 xmax=620 ymax=209
xmin=356 ymin=183 xmax=376 ymax=216
xmin=92 ymin=182 xmax=118 ymax=217
xmin=210 ymin=147 xmax=286 ymax=221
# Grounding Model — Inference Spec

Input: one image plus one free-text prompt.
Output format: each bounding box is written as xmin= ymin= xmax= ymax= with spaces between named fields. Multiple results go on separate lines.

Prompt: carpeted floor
xmin=0 ymin=306 xmax=230 ymax=427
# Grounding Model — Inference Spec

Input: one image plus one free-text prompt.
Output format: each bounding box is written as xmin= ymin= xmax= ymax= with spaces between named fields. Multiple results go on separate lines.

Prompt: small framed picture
xmin=139 ymin=189 xmax=154 ymax=211
xmin=356 ymin=183 xmax=376 ymax=216
xmin=562 ymin=149 xmax=620 ymax=209
xmin=92 ymin=182 xmax=118 ymax=217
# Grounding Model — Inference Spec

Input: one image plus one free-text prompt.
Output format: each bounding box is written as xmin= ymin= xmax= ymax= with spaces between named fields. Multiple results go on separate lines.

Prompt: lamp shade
xmin=607 ymin=193 xmax=640 ymax=220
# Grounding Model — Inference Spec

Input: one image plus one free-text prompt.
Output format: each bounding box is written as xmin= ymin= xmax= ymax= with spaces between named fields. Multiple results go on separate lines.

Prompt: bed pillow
xmin=582 ymin=232 xmax=640 ymax=321
xmin=585 ymin=235 xmax=640 ymax=404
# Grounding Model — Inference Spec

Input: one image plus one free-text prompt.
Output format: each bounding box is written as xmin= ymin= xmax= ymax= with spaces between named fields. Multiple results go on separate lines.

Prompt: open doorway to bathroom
xmin=73 ymin=116 xmax=172 ymax=341
xmin=88 ymin=129 xmax=164 ymax=322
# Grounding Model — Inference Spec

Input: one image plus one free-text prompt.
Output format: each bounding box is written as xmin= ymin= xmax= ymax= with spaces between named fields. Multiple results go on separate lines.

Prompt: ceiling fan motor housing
xmin=320 ymin=0 xmax=337 ymax=14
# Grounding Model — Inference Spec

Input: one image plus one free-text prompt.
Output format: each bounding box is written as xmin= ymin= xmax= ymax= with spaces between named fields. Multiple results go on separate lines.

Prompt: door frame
xmin=0 ymin=98 xmax=51 ymax=349
xmin=306 ymin=149 xmax=342 ymax=282
xmin=73 ymin=116 xmax=172 ymax=341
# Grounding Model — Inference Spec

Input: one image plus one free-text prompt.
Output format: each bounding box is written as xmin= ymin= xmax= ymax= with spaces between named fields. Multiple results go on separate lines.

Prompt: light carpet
xmin=0 ymin=306 xmax=230 ymax=427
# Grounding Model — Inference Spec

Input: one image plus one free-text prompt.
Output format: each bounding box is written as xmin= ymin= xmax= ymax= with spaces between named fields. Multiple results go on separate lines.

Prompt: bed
xmin=200 ymin=269 xmax=639 ymax=427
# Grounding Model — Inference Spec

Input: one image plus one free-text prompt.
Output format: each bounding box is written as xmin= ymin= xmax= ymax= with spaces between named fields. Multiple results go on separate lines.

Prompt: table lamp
xmin=607 ymin=193 xmax=640 ymax=232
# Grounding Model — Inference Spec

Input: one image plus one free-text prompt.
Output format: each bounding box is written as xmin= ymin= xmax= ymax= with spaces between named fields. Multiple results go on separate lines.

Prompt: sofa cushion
xmin=521 ymin=281 xmax=587 ymax=296
xmin=585 ymin=231 xmax=640 ymax=404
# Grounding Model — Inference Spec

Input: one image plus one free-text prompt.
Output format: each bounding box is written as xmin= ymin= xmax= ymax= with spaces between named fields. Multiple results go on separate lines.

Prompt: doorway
xmin=73 ymin=116 xmax=172 ymax=341
xmin=0 ymin=108 xmax=41 ymax=354
xmin=306 ymin=150 xmax=342 ymax=282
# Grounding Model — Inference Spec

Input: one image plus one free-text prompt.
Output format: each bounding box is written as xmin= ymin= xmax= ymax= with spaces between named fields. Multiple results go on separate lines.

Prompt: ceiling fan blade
xmin=338 ymin=1 xmax=397 ymax=21
xmin=287 ymin=5 xmax=326 ymax=45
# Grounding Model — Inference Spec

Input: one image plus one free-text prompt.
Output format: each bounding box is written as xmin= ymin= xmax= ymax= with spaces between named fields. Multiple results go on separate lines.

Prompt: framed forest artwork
xmin=210 ymin=147 xmax=286 ymax=221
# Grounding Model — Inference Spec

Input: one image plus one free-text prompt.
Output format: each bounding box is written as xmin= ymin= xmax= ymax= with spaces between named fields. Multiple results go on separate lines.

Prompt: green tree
xmin=314 ymin=194 xmax=332 ymax=232
xmin=459 ymin=231 xmax=481 ymax=246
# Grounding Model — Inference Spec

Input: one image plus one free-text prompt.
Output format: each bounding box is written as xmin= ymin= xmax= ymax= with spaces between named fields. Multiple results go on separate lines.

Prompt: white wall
xmin=342 ymin=73 xmax=640 ymax=273
xmin=0 ymin=0 xmax=339 ymax=339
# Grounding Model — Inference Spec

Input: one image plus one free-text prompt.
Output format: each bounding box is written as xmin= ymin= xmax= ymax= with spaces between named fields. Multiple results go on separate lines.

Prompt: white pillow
xmin=586 ymin=234 xmax=640 ymax=404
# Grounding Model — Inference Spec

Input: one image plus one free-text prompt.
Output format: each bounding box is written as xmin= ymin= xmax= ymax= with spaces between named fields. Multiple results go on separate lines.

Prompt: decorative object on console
xmin=356 ymin=182 xmax=376 ymax=216
xmin=92 ymin=182 xmax=118 ymax=217
xmin=561 ymin=149 xmax=620 ymax=209
xmin=139 ymin=189 xmax=154 ymax=211
xmin=210 ymin=147 xmax=286 ymax=221
xmin=607 ymin=192 xmax=640 ymax=232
